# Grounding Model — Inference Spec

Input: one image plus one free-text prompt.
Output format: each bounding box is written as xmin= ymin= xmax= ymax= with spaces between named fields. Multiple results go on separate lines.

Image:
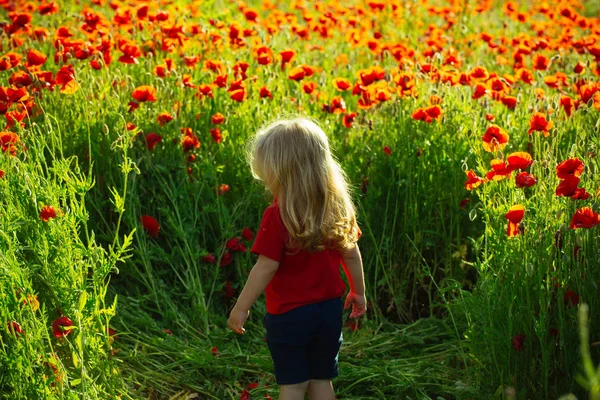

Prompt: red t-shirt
xmin=251 ymin=203 xmax=347 ymax=315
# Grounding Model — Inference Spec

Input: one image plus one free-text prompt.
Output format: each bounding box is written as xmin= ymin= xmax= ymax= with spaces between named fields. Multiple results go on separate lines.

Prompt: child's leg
xmin=307 ymin=379 xmax=335 ymax=400
xmin=279 ymin=381 xmax=309 ymax=400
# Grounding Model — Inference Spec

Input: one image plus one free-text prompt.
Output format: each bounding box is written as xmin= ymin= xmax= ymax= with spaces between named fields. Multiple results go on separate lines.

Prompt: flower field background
xmin=1 ymin=0 xmax=600 ymax=398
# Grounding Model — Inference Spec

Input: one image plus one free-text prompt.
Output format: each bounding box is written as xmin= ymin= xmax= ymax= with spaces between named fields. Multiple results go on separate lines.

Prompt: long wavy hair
xmin=247 ymin=117 xmax=360 ymax=252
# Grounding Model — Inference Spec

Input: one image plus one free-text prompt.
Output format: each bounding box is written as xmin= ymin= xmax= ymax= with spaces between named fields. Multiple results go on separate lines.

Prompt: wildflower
xmin=181 ymin=128 xmax=200 ymax=153
xmin=459 ymin=198 xmax=470 ymax=210
xmin=201 ymin=254 xmax=216 ymax=263
xmin=210 ymin=128 xmax=222 ymax=144
xmin=515 ymin=172 xmax=537 ymax=188
xmin=132 ymin=85 xmax=157 ymax=102
xmin=157 ymin=112 xmax=173 ymax=126
xmin=505 ymin=205 xmax=525 ymax=237
xmin=501 ymin=96 xmax=517 ymax=109
xmin=7 ymin=321 xmax=22 ymax=336
xmin=226 ymin=237 xmax=247 ymax=252
xmin=342 ymin=112 xmax=357 ymax=128
xmin=464 ymin=170 xmax=485 ymax=190
xmin=333 ymin=78 xmax=352 ymax=91
xmin=383 ymin=146 xmax=392 ymax=156
xmin=224 ymin=281 xmax=236 ymax=298
xmin=556 ymin=158 xmax=584 ymax=179
xmin=212 ymin=346 xmax=218 ymax=355
xmin=211 ymin=113 xmax=225 ymax=124
xmin=569 ymin=207 xmax=600 ymax=229
xmin=220 ymin=250 xmax=233 ymax=267
xmin=564 ymin=289 xmax=579 ymax=307
xmin=512 ymin=334 xmax=525 ymax=351
xmin=506 ymin=152 xmax=533 ymax=171
xmin=40 ymin=205 xmax=57 ymax=222
xmin=242 ymin=227 xmax=254 ymax=241
xmin=145 ymin=133 xmax=162 ymax=151
xmin=141 ymin=215 xmax=160 ymax=237
xmin=52 ymin=316 xmax=73 ymax=338
xmin=217 ymin=184 xmax=230 ymax=195
xmin=528 ymin=113 xmax=553 ymax=136
xmin=482 ymin=125 xmax=509 ymax=152
xmin=259 ymin=86 xmax=272 ymax=99
xmin=486 ymin=159 xmax=512 ymax=181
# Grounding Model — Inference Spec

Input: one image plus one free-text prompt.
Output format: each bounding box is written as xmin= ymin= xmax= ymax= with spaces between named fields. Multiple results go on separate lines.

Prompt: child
xmin=227 ymin=117 xmax=366 ymax=400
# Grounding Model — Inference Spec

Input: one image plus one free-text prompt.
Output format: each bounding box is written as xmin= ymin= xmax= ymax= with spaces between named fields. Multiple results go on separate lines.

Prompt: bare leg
xmin=307 ymin=379 xmax=336 ymax=400
xmin=279 ymin=380 xmax=309 ymax=400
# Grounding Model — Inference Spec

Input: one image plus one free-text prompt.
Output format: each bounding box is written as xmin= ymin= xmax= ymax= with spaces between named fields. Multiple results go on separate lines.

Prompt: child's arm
xmin=228 ymin=255 xmax=279 ymax=334
xmin=341 ymin=244 xmax=367 ymax=318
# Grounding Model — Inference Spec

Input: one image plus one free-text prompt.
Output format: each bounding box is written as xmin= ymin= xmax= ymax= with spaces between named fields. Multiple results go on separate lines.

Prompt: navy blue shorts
xmin=263 ymin=297 xmax=343 ymax=385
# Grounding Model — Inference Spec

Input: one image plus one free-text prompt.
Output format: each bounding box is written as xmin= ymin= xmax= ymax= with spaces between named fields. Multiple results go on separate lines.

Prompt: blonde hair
xmin=247 ymin=117 xmax=360 ymax=252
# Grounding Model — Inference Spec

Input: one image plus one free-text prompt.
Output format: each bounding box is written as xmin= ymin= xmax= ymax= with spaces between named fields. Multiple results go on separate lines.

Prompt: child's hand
xmin=344 ymin=291 xmax=367 ymax=319
xmin=228 ymin=306 xmax=249 ymax=334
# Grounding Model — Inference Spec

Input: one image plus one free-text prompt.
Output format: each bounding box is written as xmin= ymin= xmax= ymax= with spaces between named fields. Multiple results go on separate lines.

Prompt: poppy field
xmin=1 ymin=0 xmax=600 ymax=398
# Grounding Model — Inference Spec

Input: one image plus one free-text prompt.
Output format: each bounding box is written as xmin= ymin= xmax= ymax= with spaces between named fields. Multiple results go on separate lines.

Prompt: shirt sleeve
xmin=251 ymin=206 xmax=285 ymax=262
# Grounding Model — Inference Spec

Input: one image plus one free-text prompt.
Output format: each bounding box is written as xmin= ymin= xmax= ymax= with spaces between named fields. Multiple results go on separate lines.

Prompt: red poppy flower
xmin=55 ymin=64 xmax=78 ymax=94
xmin=532 ymin=54 xmax=549 ymax=70
xmin=333 ymin=78 xmax=352 ymax=91
xmin=26 ymin=49 xmax=47 ymax=67
xmin=211 ymin=113 xmax=225 ymax=124
xmin=242 ymin=227 xmax=254 ymax=241
xmin=52 ymin=316 xmax=73 ymax=338
xmin=569 ymin=207 xmax=600 ymax=229
xmin=556 ymin=176 xmax=580 ymax=197
xmin=0 ymin=170 xmax=4 ymax=179
xmin=505 ymin=204 xmax=525 ymax=237
xmin=197 ymin=84 xmax=213 ymax=98
xmin=560 ymin=96 xmax=574 ymax=117
xmin=572 ymin=188 xmax=590 ymax=200
xmin=343 ymin=112 xmax=357 ymax=128
xmin=280 ymin=49 xmax=296 ymax=70
xmin=132 ymin=86 xmax=157 ymax=102
xmin=226 ymin=237 xmax=247 ymax=252
xmin=482 ymin=125 xmax=509 ymax=152
xmin=486 ymin=159 xmax=512 ymax=181
xmin=459 ymin=198 xmax=470 ymax=210
xmin=40 ymin=205 xmax=57 ymax=222
xmin=220 ymin=250 xmax=233 ymax=267
xmin=512 ymin=334 xmax=525 ymax=351
xmin=564 ymin=289 xmax=579 ymax=307
xmin=164 ymin=329 xmax=173 ymax=335
xmin=528 ymin=112 xmax=553 ymax=136
xmin=515 ymin=172 xmax=537 ymax=188
xmin=506 ymin=152 xmax=533 ymax=171
xmin=181 ymin=128 xmax=200 ymax=152
xmin=230 ymin=88 xmax=247 ymax=102
xmin=145 ymin=133 xmax=162 ymax=151
xmin=556 ymin=158 xmax=584 ymax=179
xmin=472 ymin=84 xmax=487 ymax=99
xmin=383 ymin=146 xmax=392 ymax=156
xmin=217 ymin=184 xmax=230 ymax=195
xmin=259 ymin=86 xmax=272 ymax=99
xmin=501 ymin=95 xmax=517 ymax=109
xmin=288 ymin=67 xmax=306 ymax=81
xmin=302 ymin=81 xmax=317 ymax=94
xmin=574 ymin=61 xmax=585 ymax=74
xmin=141 ymin=215 xmax=160 ymax=237
xmin=210 ymin=128 xmax=222 ymax=144
xmin=157 ymin=112 xmax=173 ymax=126
xmin=7 ymin=321 xmax=22 ymax=336
xmin=202 ymin=254 xmax=216 ymax=263
xmin=464 ymin=170 xmax=485 ymax=190
xmin=240 ymin=389 xmax=250 ymax=400
xmin=224 ymin=281 xmax=236 ymax=298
